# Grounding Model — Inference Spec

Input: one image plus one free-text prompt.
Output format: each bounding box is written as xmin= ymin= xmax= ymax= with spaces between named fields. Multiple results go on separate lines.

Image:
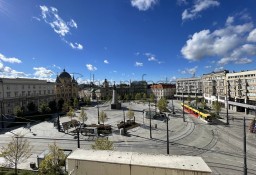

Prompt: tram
xmin=181 ymin=103 xmax=212 ymax=122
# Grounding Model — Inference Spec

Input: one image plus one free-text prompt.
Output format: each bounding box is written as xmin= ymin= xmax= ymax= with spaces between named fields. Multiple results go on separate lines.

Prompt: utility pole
xmin=149 ymin=101 xmax=152 ymax=138
xmin=171 ymin=98 xmax=175 ymax=114
xmin=166 ymin=114 xmax=169 ymax=154
xmin=243 ymin=117 xmax=247 ymax=175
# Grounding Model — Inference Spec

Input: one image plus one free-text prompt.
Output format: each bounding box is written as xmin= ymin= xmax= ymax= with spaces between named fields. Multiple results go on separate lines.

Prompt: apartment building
xmin=201 ymin=70 xmax=229 ymax=105
xmin=175 ymin=77 xmax=203 ymax=100
xmin=150 ymin=84 xmax=175 ymax=100
xmin=226 ymin=70 xmax=256 ymax=115
xmin=0 ymin=78 xmax=55 ymax=115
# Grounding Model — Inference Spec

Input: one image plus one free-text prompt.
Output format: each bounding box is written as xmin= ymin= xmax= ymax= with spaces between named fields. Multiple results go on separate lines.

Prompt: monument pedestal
xmin=111 ymin=103 xmax=121 ymax=109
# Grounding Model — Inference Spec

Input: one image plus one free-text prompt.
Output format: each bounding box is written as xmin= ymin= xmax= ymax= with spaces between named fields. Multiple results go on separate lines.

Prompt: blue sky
xmin=0 ymin=0 xmax=256 ymax=84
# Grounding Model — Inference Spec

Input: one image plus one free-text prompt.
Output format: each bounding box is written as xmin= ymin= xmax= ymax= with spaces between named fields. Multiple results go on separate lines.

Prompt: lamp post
xmin=171 ymin=98 xmax=175 ymax=114
xmin=123 ymin=109 xmax=126 ymax=135
xmin=226 ymin=94 xmax=229 ymax=125
xmin=243 ymin=117 xmax=247 ymax=175
xmin=195 ymin=88 xmax=198 ymax=109
xmin=97 ymin=97 xmax=100 ymax=124
xmin=149 ymin=101 xmax=152 ymax=139
xmin=182 ymin=88 xmax=185 ymax=122
xmin=166 ymin=113 xmax=170 ymax=154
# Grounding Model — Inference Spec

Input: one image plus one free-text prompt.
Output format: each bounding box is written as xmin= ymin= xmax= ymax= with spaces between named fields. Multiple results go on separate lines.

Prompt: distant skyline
xmin=0 ymin=0 xmax=256 ymax=83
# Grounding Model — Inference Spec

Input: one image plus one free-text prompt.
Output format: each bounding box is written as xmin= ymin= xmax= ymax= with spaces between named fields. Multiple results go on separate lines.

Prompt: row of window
xmin=5 ymin=84 xmax=53 ymax=90
xmin=4 ymin=90 xmax=55 ymax=98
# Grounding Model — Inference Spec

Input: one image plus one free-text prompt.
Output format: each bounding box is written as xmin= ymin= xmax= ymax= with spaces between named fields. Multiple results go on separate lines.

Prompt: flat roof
xmin=67 ymin=149 xmax=212 ymax=173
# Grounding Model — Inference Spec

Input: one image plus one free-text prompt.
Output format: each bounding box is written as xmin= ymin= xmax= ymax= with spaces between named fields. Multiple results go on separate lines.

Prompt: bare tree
xmin=127 ymin=108 xmax=135 ymax=122
xmin=1 ymin=133 xmax=32 ymax=175
xmin=79 ymin=108 xmax=88 ymax=125
xmin=99 ymin=111 xmax=108 ymax=125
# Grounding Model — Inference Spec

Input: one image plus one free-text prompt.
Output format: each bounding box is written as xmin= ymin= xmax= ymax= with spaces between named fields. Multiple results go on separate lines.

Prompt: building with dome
xmin=56 ymin=69 xmax=79 ymax=102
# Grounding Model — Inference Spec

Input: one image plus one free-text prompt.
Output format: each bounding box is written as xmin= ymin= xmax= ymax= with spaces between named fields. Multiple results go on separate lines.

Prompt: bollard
xmin=155 ymin=124 xmax=157 ymax=128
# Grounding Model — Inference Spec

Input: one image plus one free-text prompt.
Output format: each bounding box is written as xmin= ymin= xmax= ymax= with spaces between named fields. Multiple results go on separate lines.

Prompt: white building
xmin=150 ymin=84 xmax=175 ymax=100
xmin=0 ymin=78 xmax=55 ymax=115
xmin=67 ymin=149 xmax=212 ymax=175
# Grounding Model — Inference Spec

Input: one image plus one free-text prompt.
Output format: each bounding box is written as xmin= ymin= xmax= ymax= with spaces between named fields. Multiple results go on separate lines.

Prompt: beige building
xmin=55 ymin=69 xmax=78 ymax=102
xmin=175 ymin=77 xmax=203 ymax=100
xmin=201 ymin=70 xmax=229 ymax=105
xmin=0 ymin=78 xmax=55 ymax=115
xmin=226 ymin=70 xmax=256 ymax=115
xmin=67 ymin=149 xmax=212 ymax=175
xmin=150 ymin=84 xmax=175 ymax=100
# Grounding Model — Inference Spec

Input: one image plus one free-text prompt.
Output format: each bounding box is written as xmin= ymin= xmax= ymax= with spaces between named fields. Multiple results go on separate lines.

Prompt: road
xmin=0 ymin=100 xmax=256 ymax=174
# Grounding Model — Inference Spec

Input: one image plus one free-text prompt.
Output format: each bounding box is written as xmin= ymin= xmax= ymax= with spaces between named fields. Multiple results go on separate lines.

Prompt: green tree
xmin=91 ymin=138 xmax=113 ymax=150
xmin=39 ymin=103 xmax=51 ymax=114
xmin=99 ymin=111 xmax=108 ymax=125
xmin=57 ymin=99 xmax=64 ymax=112
xmin=157 ymin=98 xmax=168 ymax=113
xmin=13 ymin=106 xmax=24 ymax=117
xmin=48 ymin=100 xmax=57 ymax=113
xmin=187 ymin=95 xmax=191 ymax=104
xmin=1 ymin=133 xmax=32 ymax=175
xmin=149 ymin=94 xmax=155 ymax=103
xmin=124 ymin=94 xmax=129 ymax=101
xmin=73 ymin=98 xmax=79 ymax=109
xmin=27 ymin=102 xmax=37 ymax=112
xmin=67 ymin=107 xmax=75 ymax=122
xmin=79 ymin=108 xmax=87 ymax=125
xmin=212 ymin=101 xmax=221 ymax=116
xmin=135 ymin=93 xmax=141 ymax=101
xmin=62 ymin=101 xmax=70 ymax=112
xmin=39 ymin=143 xmax=66 ymax=175
xmin=201 ymin=101 xmax=207 ymax=109
xmin=249 ymin=118 xmax=256 ymax=133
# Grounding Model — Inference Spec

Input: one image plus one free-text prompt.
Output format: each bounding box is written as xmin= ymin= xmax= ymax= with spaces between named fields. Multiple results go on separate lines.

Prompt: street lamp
xmin=195 ymin=88 xmax=198 ymax=109
xmin=149 ymin=101 xmax=152 ymax=139
xmin=166 ymin=113 xmax=170 ymax=154
xmin=123 ymin=109 xmax=126 ymax=135
xmin=226 ymin=94 xmax=229 ymax=125
xmin=182 ymin=88 xmax=185 ymax=122
xmin=97 ymin=97 xmax=100 ymax=124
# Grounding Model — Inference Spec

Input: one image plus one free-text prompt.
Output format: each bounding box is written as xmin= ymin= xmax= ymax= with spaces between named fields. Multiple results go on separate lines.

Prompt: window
xmin=6 ymin=92 xmax=11 ymax=97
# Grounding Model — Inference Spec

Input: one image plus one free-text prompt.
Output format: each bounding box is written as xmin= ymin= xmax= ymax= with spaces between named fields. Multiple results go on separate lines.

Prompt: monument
xmin=111 ymin=83 xmax=121 ymax=109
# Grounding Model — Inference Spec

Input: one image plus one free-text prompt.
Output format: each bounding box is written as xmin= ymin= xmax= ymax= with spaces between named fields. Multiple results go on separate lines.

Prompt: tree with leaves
xmin=187 ymin=95 xmax=191 ymax=105
xmin=48 ymin=100 xmax=57 ymax=113
xmin=157 ymin=98 xmax=168 ymax=113
xmin=39 ymin=103 xmax=51 ymax=114
xmin=150 ymin=94 xmax=155 ymax=103
xmin=99 ymin=111 xmax=108 ymax=125
xmin=39 ymin=143 xmax=66 ymax=175
xmin=62 ymin=101 xmax=70 ymax=112
xmin=13 ymin=106 xmax=24 ymax=117
xmin=57 ymin=98 xmax=64 ymax=112
xmin=27 ymin=102 xmax=37 ymax=112
xmin=79 ymin=108 xmax=87 ymax=125
xmin=212 ymin=101 xmax=221 ymax=117
xmin=91 ymin=138 xmax=113 ymax=150
xmin=67 ymin=107 xmax=75 ymax=122
xmin=1 ymin=133 xmax=32 ymax=175
xmin=249 ymin=118 xmax=256 ymax=133
xmin=73 ymin=98 xmax=79 ymax=109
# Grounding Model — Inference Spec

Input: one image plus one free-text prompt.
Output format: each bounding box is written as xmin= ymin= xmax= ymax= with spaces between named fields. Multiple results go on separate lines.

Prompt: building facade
xmin=175 ymin=77 xmax=203 ymax=100
xmin=55 ymin=69 xmax=79 ymax=102
xmin=150 ymin=84 xmax=175 ymax=100
xmin=0 ymin=78 xmax=55 ymax=115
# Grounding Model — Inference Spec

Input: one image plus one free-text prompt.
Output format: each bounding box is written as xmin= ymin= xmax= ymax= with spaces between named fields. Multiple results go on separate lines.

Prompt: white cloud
xmin=52 ymin=64 xmax=61 ymax=69
xmin=39 ymin=5 xmax=82 ymax=50
xmin=131 ymin=0 xmax=158 ymax=11
xmin=104 ymin=60 xmax=109 ymax=64
xmin=33 ymin=67 xmax=54 ymax=78
xmin=225 ymin=16 xmax=234 ymax=26
xmin=247 ymin=28 xmax=256 ymax=42
xmin=0 ymin=53 xmax=22 ymax=63
xmin=68 ymin=19 xmax=77 ymax=28
xmin=0 ymin=62 xmax=27 ymax=78
xmin=205 ymin=65 xmax=212 ymax=69
xmin=214 ymin=67 xmax=224 ymax=72
xmin=86 ymin=64 xmax=97 ymax=71
xmin=144 ymin=52 xmax=160 ymax=62
xmin=69 ymin=42 xmax=83 ymax=50
xmin=135 ymin=62 xmax=143 ymax=67
xmin=180 ymin=66 xmax=198 ymax=75
xmin=218 ymin=57 xmax=253 ymax=65
xmin=182 ymin=0 xmax=220 ymax=21
xmin=32 ymin=17 xmax=41 ymax=21
xmin=181 ymin=16 xmax=255 ymax=66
